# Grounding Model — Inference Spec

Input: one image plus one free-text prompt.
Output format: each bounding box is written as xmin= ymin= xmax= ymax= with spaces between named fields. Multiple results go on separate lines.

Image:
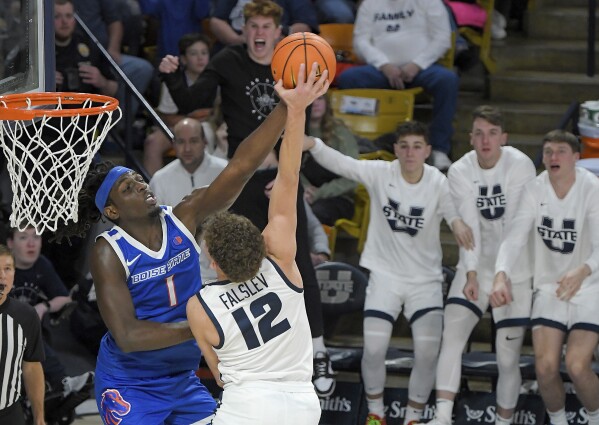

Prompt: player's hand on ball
xmin=275 ymin=62 xmax=329 ymax=112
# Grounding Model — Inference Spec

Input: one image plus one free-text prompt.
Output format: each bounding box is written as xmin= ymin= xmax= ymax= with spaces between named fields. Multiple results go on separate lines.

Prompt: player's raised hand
xmin=275 ymin=62 xmax=329 ymax=112
xmin=159 ymin=55 xmax=180 ymax=74
xmin=490 ymin=271 xmax=513 ymax=307
xmin=556 ymin=264 xmax=590 ymax=301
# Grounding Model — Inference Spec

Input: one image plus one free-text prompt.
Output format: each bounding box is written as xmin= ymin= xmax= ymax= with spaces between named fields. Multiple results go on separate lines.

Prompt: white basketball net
xmin=0 ymin=97 xmax=122 ymax=234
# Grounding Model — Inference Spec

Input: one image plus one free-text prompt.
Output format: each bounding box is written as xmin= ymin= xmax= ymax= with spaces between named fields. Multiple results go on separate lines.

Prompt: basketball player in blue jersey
xmin=186 ymin=64 xmax=328 ymax=425
xmin=54 ymin=65 xmax=326 ymax=425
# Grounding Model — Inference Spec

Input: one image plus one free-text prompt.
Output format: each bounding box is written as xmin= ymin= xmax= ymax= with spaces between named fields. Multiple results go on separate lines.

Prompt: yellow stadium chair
xmin=458 ymin=0 xmax=496 ymax=73
xmin=437 ymin=31 xmax=457 ymax=70
xmin=319 ymin=23 xmax=358 ymax=63
xmin=359 ymin=149 xmax=396 ymax=161
xmin=329 ymin=88 xmax=421 ymax=140
xmin=331 ymin=184 xmax=370 ymax=256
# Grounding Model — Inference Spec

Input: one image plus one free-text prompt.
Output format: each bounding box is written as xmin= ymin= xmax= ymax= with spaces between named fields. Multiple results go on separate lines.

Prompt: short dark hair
xmin=178 ymin=33 xmax=212 ymax=56
xmin=55 ymin=0 xmax=73 ymax=6
xmin=203 ymin=212 xmax=266 ymax=282
xmin=472 ymin=105 xmax=505 ymax=130
xmin=542 ymin=129 xmax=580 ymax=153
xmin=0 ymin=244 xmax=14 ymax=262
xmin=6 ymin=225 xmax=35 ymax=240
xmin=394 ymin=121 xmax=429 ymax=144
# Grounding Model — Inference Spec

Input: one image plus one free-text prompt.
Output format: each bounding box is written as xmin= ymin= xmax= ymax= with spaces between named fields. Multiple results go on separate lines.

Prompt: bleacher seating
xmin=330 ymin=88 xmax=421 ymax=141
xmin=457 ymin=0 xmax=497 ymax=73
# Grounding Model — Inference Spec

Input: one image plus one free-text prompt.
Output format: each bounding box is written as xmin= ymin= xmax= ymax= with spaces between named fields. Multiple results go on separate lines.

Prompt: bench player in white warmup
xmin=186 ymin=62 xmax=328 ymax=425
xmin=492 ymin=130 xmax=599 ymax=425
xmin=418 ymin=105 xmax=536 ymax=425
xmin=303 ymin=120 xmax=472 ymax=425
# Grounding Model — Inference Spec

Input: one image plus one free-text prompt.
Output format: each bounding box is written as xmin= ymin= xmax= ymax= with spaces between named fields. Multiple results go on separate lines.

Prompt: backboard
xmin=0 ymin=0 xmax=54 ymax=95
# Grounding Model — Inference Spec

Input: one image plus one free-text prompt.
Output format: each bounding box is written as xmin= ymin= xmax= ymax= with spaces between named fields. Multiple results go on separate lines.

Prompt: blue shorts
xmin=95 ymin=369 xmax=216 ymax=425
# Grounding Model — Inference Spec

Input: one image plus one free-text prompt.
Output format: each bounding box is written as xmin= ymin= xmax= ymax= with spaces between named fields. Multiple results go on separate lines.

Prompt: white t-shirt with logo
xmin=309 ymin=138 xmax=458 ymax=285
xmin=495 ymin=167 xmax=599 ymax=294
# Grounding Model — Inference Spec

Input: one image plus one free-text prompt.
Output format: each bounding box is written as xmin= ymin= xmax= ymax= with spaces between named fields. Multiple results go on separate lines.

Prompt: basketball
xmin=271 ymin=32 xmax=336 ymax=89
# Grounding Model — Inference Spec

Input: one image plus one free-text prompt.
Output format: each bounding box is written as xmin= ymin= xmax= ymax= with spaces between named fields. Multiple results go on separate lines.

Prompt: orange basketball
xmin=271 ymin=32 xmax=336 ymax=89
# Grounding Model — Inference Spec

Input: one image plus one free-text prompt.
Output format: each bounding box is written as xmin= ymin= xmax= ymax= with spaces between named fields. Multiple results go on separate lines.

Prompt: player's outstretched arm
xmin=173 ymin=102 xmax=288 ymax=234
xmin=91 ymin=239 xmax=194 ymax=352
xmin=263 ymin=63 xmax=329 ymax=285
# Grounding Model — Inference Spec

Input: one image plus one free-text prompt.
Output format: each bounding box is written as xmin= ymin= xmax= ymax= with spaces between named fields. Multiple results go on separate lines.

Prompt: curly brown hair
xmin=243 ymin=0 xmax=283 ymax=27
xmin=203 ymin=211 xmax=266 ymax=282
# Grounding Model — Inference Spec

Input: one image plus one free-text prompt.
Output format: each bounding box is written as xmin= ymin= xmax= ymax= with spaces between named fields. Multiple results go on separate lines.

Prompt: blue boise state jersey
xmin=96 ymin=206 xmax=203 ymax=378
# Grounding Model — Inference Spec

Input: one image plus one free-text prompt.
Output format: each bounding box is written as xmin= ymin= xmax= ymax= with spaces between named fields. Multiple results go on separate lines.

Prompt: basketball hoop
xmin=0 ymin=92 xmax=122 ymax=234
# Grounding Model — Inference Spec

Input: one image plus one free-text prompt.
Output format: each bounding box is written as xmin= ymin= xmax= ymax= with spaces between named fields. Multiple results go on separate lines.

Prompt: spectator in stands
xmin=209 ymin=0 xmax=319 ymax=49
xmin=149 ymin=117 xmax=228 ymax=281
xmin=492 ymin=130 xmax=599 ymax=425
xmin=303 ymin=93 xmax=359 ymax=226
xmin=306 ymin=199 xmax=332 ymax=265
xmin=71 ymin=0 xmax=153 ymax=119
xmin=418 ymin=106 xmax=536 ymax=425
xmin=210 ymin=107 xmax=230 ymax=160
xmin=138 ymin=0 xmax=210 ymax=59
xmin=161 ymin=0 xmax=337 ymax=398
xmin=54 ymin=0 xmax=117 ymax=96
xmin=7 ymin=227 xmax=95 ymax=422
xmin=313 ymin=0 xmax=356 ymax=24
xmin=144 ymin=33 xmax=212 ymax=176
xmin=304 ymin=121 xmax=473 ymax=425
xmin=0 ymin=245 xmax=46 ymax=425
xmin=336 ymin=0 xmax=458 ymax=171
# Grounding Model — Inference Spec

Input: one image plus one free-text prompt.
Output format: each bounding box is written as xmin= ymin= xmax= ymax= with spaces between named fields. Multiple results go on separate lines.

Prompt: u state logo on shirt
xmin=382 ymin=198 xmax=424 ymax=237
xmin=537 ymin=216 xmax=577 ymax=254
xmin=476 ymin=184 xmax=506 ymax=220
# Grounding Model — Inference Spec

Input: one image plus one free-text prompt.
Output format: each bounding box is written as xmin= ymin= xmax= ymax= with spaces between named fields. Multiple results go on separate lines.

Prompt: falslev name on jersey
xmin=218 ymin=273 xmax=269 ymax=310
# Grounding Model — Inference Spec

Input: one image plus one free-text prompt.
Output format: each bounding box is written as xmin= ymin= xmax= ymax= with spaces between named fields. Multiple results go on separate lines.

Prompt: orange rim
xmin=0 ymin=92 xmax=119 ymax=120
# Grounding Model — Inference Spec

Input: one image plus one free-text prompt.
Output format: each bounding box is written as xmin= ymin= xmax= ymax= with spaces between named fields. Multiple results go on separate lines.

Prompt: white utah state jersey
xmin=197 ymin=257 xmax=313 ymax=386
xmin=496 ymin=167 xmax=599 ymax=294
xmin=307 ymin=138 xmax=458 ymax=285
xmin=448 ymin=146 xmax=536 ymax=281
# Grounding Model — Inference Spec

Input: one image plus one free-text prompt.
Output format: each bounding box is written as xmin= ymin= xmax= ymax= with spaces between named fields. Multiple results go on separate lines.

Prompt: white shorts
xmin=447 ymin=267 xmax=532 ymax=328
xmin=532 ymin=289 xmax=599 ymax=333
xmin=212 ymin=381 xmax=320 ymax=425
xmin=363 ymin=269 xmax=443 ymax=324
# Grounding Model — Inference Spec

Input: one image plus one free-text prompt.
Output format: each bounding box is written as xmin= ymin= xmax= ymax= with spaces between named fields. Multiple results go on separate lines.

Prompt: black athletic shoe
xmin=313 ymin=351 xmax=336 ymax=398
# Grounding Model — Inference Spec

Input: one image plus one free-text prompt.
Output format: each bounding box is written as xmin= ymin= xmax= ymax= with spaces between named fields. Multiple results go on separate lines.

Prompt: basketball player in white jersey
xmin=186 ymin=63 xmax=328 ymax=425
xmin=419 ymin=106 xmax=536 ymax=425
xmin=492 ymin=130 xmax=599 ymax=425
xmin=303 ymin=121 xmax=473 ymax=425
